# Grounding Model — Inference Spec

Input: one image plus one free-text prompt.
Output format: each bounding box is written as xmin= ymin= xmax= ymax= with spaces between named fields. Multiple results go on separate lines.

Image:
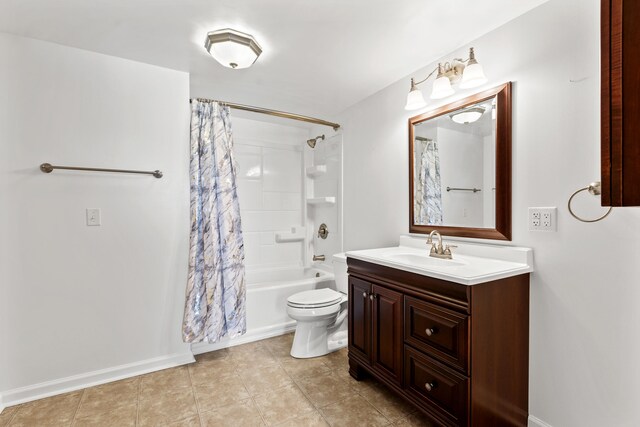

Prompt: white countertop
xmin=346 ymin=235 xmax=533 ymax=286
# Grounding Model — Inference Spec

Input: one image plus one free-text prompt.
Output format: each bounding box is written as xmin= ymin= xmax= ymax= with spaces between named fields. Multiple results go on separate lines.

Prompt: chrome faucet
xmin=426 ymin=230 xmax=456 ymax=260
xmin=313 ymin=254 xmax=326 ymax=262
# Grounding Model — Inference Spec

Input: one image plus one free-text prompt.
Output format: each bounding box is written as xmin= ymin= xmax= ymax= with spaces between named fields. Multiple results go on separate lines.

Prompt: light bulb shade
xmin=460 ymin=62 xmax=487 ymax=89
xmin=430 ymin=76 xmax=455 ymax=99
xmin=205 ymin=29 xmax=262 ymax=69
xmin=405 ymin=88 xmax=427 ymax=110
xmin=450 ymin=107 xmax=485 ymax=124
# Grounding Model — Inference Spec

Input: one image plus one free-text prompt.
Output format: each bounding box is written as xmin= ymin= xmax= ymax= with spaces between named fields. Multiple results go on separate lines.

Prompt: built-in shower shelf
xmin=306 ymin=197 xmax=336 ymax=206
xmin=275 ymin=227 xmax=306 ymax=243
xmin=306 ymin=165 xmax=327 ymax=178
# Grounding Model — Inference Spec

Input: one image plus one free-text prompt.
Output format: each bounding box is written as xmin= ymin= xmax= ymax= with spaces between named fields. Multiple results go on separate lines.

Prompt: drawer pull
xmin=424 ymin=381 xmax=437 ymax=392
xmin=362 ymin=292 xmax=367 ymax=298
xmin=369 ymin=293 xmax=374 ymax=300
xmin=425 ymin=327 xmax=437 ymax=337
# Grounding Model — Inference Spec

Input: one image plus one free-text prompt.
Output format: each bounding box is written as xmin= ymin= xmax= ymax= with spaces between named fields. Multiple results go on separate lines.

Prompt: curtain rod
xmin=190 ymin=98 xmax=340 ymax=131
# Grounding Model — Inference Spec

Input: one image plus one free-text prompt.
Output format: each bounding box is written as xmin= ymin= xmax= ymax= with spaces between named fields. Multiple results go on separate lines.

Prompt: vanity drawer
xmin=404 ymin=296 xmax=469 ymax=373
xmin=404 ymin=346 xmax=469 ymax=426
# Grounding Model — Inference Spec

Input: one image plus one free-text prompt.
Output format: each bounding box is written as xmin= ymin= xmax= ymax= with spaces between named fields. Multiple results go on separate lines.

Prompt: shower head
xmin=306 ymin=135 xmax=325 ymax=149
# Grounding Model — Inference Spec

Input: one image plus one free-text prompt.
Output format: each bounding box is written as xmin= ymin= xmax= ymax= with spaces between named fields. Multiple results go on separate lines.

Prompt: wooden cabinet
xmin=348 ymin=277 xmax=403 ymax=385
xmin=347 ymin=258 xmax=530 ymax=426
xmin=601 ymin=0 xmax=640 ymax=206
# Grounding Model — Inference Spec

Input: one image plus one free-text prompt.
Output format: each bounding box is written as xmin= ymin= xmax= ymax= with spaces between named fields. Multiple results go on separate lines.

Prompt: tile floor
xmin=0 ymin=334 xmax=432 ymax=426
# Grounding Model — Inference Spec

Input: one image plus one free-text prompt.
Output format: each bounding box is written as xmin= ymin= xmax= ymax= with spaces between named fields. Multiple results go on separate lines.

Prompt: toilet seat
xmin=287 ymin=288 xmax=342 ymax=309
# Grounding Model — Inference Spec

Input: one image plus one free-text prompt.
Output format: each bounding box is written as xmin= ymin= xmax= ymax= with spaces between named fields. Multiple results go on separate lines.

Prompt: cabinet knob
xmin=425 ymin=328 xmax=436 ymax=337
xmin=369 ymin=293 xmax=374 ymax=301
xmin=425 ymin=382 xmax=437 ymax=392
xmin=362 ymin=292 xmax=367 ymax=298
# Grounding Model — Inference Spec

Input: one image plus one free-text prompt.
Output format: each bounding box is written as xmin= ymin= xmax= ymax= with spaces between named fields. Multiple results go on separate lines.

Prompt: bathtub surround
xmin=0 ymin=33 xmax=192 ymax=406
xmin=183 ymin=100 xmax=247 ymax=344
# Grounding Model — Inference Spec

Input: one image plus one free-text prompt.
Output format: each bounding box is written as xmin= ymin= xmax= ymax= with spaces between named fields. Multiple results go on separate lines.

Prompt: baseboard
xmin=529 ymin=415 xmax=553 ymax=427
xmin=1 ymin=351 xmax=194 ymax=408
xmin=191 ymin=321 xmax=296 ymax=355
xmin=0 ymin=393 xmax=5 ymax=414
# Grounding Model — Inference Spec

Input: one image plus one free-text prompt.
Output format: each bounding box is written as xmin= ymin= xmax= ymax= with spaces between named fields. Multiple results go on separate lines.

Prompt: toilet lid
xmin=287 ymin=288 xmax=342 ymax=308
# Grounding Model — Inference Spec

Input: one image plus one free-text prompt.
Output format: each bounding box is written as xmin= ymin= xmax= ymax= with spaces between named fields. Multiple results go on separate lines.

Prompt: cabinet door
xmin=348 ymin=277 xmax=371 ymax=362
xmin=371 ymin=284 xmax=403 ymax=385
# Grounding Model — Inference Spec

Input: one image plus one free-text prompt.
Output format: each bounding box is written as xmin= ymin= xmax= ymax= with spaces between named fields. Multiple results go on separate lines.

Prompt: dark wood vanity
xmin=347 ymin=257 xmax=530 ymax=426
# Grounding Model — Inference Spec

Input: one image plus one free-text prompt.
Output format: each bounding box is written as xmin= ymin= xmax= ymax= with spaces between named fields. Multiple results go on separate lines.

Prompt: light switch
xmin=86 ymin=208 xmax=101 ymax=226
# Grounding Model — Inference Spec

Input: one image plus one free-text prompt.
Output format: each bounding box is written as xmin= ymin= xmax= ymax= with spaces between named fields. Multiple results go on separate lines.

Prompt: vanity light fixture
xmin=450 ymin=106 xmax=486 ymax=124
xmin=204 ymin=28 xmax=262 ymax=69
xmin=404 ymin=47 xmax=488 ymax=110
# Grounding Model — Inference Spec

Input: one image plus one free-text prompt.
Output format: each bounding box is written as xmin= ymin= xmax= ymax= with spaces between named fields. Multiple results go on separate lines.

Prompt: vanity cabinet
xmin=601 ymin=0 xmax=640 ymax=206
xmin=347 ymin=258 xmax=530 ymax=426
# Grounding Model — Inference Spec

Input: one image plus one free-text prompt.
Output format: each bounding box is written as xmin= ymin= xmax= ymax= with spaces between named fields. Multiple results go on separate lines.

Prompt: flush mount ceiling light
xmin=204 ymin=28 xmax=262 ymax=69
xmin=450 ymin=106 xmax=486 ymax=124
xmin=404 ymin=47 xmax=488 ymax=110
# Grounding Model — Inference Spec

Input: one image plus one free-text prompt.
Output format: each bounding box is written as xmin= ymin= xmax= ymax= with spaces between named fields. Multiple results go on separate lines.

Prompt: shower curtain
xmin=182 ymin=100 xmax=246 ymax=343
xmin=416 ymin=139 xmax=443 ymax=225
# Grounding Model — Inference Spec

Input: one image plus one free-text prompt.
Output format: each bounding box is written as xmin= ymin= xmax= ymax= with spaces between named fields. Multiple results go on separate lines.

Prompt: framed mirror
xmin=409 ymin=82 xmax=512 ymax=240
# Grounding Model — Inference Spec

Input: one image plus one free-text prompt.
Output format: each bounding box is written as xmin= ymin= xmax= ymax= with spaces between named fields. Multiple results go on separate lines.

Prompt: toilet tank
xmin=332 ymin=253 xmax=348 ymax=294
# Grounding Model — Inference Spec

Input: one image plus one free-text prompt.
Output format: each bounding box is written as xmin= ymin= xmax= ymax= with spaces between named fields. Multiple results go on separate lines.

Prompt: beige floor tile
xmin=188 ymin=356 xmax=239 ymax=386
xmin=357 ymin=382 xmax=415 ymax=422
xmin=230 ymin=342 xmax=278 ymax=368
xmin=392 ymin=412 xmax=435 ymax=426
xmin=140 ymin=366 xmax=191 ymax=396
xmin=253 ymin=384 xmax=315 ymax=425
xmin=279 ymin=357 xmax=331 ymax=380
xmin=275 ymin=410 xmax=329 ymax=427
xmin=138 ymin=387 xmax=198 ymax=427
xmin=164 ymin=415 xmax=202 ymax=426
xmin=331 ymin=367 xmax=373 ymax=393
xmin=75 ymin=377 xmax=139 ymax=419
xmin=195 ymin=348 xmax=231 ymax=362
xmin=193 ymin=376 xmax=250 ymax=412
xmin=262 ymin=334 xmax=294 ymax=360
xmin=0 ymin=406 xmax=18 ymax=426
xmin=320 ymin=394 xmax=389 ymax=427
xmin=8 ymin=391 xmax=82 ymax=427
xmin=72 ymin=403 xmax=136 ymax=427
xmin=238 ymin=365 xmax=295 ymax=396
xmin=321 ymin=348 xmax=349 ymax=370
xmin=200 ymin=399 xmax=265 ymax=427
xmin=296 ymin=371 xmax=356 ymax=408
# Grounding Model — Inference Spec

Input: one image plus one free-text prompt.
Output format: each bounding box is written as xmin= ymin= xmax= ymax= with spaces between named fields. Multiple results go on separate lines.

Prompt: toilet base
xmin=290 ymin=318 xmax=348 ymax=359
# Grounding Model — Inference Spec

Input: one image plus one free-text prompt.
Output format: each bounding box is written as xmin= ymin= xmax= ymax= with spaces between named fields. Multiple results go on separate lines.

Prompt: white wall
xmin=337 ymin=0 xmax=640 ymax=425
xmin=0 ymin=33 xmax=191 ymax=405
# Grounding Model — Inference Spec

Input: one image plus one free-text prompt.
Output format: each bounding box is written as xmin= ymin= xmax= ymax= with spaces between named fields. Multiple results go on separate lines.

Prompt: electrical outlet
xmin=86 ymin=208 xmax=101 ymax=226
xmin=529 ymin=207 xmax=557 ymax=232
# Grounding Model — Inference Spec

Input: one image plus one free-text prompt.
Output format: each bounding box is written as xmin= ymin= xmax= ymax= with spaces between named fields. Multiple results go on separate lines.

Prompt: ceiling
xmin=0 ymin=0 xmax=547 ymax=119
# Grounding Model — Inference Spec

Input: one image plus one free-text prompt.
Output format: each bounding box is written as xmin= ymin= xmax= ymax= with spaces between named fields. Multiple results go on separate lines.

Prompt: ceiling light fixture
xmin=450 ymin=106 xmax=486 ymax=124
xmin=404 ymin=47 xmax=488 ymax=110
xmin=204 ymin=28 xmax=262 ymax=69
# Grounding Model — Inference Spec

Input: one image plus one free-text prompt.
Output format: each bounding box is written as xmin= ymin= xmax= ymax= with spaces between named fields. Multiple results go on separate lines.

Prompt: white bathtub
xmin=191 ymin=267 xmax=335 ymax=355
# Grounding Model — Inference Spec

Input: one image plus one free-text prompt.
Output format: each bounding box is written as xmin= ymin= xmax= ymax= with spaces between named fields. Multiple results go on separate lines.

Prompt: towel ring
xmin=567 ymin=181 xmax=613 ymax=223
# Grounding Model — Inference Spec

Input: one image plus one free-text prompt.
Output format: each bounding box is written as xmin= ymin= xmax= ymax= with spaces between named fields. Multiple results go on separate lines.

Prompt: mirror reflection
xmin=412 ymin=97 xmax=496 ymax=228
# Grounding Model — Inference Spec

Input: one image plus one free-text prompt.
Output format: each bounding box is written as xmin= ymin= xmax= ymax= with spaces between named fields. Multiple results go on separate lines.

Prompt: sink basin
xmin=385 ymin=252 xmax=466 ymax=267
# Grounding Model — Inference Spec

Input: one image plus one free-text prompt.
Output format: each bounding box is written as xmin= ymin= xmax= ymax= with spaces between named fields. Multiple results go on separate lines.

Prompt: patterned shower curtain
xmin=182 ymin=100 xmax=246 ymax=343
xmin=415 ymin=139 xmax=443 ymax=225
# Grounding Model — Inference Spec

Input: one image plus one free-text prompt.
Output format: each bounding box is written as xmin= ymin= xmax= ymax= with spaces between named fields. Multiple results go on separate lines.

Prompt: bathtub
xmin=191 ymin=267 xmax=335 ymax=355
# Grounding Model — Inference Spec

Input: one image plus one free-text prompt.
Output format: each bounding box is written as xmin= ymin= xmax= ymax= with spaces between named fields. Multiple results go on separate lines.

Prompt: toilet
xmin=287 ymin=253 xmax=348 ymax=358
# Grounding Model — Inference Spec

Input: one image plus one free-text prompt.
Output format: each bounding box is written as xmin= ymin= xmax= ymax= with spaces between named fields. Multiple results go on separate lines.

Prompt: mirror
xmin=409 ymin=82 xmax=512 ymax=240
